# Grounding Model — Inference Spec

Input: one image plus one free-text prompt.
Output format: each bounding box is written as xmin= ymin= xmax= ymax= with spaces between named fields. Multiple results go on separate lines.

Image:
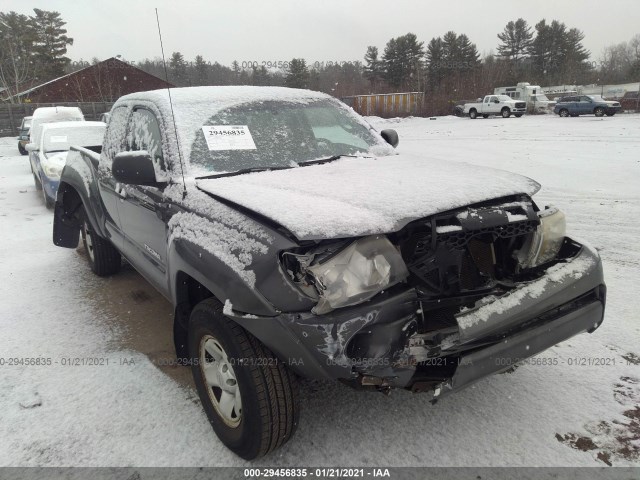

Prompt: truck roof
xmin=117 ymin=86 xmax=331 ymax=111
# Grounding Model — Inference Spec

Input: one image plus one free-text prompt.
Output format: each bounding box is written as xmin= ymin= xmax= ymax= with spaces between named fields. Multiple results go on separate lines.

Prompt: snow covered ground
xmin=0 ymin=113 xmax=638 ymax=467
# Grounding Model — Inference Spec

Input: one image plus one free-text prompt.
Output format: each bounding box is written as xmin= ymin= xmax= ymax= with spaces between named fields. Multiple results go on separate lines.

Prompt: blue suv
xmin=554 ymin=95 xmax=622 ymax=117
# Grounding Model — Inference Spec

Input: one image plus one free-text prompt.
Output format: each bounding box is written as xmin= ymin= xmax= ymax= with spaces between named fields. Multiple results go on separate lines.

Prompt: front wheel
xmin=18 ymin=143 xmax=27 ymax=155
xmin=501 ymin=108 xmax=511 ymax=118
xmin=80 ymin=207 xmax=121 ymax=276
xmin=189 ymin=298 xmax=300 ymax=460
xmin=594 ymin=107 xmax=605 ymax=117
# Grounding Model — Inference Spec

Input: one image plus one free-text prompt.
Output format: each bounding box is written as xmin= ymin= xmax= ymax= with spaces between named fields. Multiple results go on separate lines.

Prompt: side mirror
xmin=113 ymin=151 xmax=164 ymax=187
xmin=25 ymin=143 xmax=37 ymax=152
xmin=493 ymin=99 xmax=500 ymax=103
xmin=380 ymin=129 xmax=399 ymax=148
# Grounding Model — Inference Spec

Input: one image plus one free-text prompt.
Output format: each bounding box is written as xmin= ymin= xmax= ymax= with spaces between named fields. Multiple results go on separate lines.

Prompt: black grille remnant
xmin=397 ymin=196 xmax=540 ymax=301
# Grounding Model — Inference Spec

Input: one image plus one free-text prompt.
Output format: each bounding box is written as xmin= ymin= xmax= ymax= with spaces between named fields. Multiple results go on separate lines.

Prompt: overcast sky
xmin=4 ymin=0 xmax=640 ymax=67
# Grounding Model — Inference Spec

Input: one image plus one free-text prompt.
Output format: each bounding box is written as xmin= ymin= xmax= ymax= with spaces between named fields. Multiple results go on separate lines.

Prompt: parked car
xmin=463 ymin=95 xmax=526 ymax=118
xmin=52 ymin=86 xmax=605 ymax=459
xmin=28 ymin=121 xmax=105 ymax=208
xmin=619 ymin=91 xmax=639 ymax=112
xmin=553 ymin=95 xmax=622 ymax=117
xmin=27 ymin=107 xmax=85 ymax=178
xmin=16 ymin=116 xmax=33 ymax=155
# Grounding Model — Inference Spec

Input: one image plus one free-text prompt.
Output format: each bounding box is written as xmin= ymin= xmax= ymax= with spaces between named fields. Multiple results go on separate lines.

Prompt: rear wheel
xmin=80 ymin=207 xmax=121 ymax=276
xmin=594 ymin=107 xmax=605 ymax=117
xmin=501 ymin=108 xmax=511 ymax=118
xmin=469 ymin=109 xmax=477 ymax=119
xmin=559 ymin=109 xmax=570 ymax=117
xmin=189 ymin=298 xmax=300 ymax=460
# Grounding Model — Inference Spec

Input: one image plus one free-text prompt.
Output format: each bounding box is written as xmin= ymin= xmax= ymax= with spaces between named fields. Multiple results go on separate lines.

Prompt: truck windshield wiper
xmin=195 ymin=166 xmax=292 ymax=180
xmin=297 ymin=154 xmax=369 ymax=167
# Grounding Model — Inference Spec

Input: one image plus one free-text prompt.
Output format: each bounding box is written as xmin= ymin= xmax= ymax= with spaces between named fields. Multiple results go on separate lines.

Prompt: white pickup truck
xmin=463 ymin=95 xmax=527 ymax=119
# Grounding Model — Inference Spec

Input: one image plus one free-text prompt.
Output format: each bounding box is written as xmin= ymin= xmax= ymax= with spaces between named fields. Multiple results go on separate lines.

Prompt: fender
xmin=168 ymin=237 xmax=279 ymax=317
xmin=53 ymin=147 xmax=109 ymax=247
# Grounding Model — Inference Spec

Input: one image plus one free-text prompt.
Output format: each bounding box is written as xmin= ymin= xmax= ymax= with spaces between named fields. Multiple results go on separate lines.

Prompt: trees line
xmin=2 ymin=9 xmax=639 ymax=114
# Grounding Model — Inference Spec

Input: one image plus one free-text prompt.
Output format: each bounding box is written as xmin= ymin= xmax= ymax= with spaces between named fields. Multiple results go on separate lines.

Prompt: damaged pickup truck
xmin=52 ymin=86 xmax=606 ymax=459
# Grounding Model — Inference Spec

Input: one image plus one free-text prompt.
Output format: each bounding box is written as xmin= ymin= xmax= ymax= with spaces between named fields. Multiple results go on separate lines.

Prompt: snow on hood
xmin=195 ymin=153 xmax=541 ymax=240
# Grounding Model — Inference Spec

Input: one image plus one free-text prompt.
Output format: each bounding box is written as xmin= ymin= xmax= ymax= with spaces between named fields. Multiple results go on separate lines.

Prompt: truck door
xmin=98 ymin=105 xmax=130 ymax=249
xmin=488 ymin=96 xmax=500 ymax=114
xmin=117 ymin=106 xmax=170 ymax=294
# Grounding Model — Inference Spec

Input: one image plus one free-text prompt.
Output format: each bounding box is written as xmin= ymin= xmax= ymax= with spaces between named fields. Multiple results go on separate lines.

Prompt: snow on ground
xmin=0 ymin=113 xmax=639 ymax=467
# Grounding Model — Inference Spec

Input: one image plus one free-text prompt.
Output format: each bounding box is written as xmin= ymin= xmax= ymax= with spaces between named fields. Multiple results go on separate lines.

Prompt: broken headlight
xmin=517 ymin=206 xmax=566 ymax=269
xmin=287 ymin=235 xmax=409 ymax=314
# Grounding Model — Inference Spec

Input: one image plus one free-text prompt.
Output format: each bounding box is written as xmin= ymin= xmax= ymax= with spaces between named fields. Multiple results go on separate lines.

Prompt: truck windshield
xmin=186 ymin=99 xmax=394 ymax=174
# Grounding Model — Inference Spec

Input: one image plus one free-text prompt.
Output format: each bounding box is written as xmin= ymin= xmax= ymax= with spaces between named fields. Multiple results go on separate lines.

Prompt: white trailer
xmin=494 ymin=82 xmax=555 ymax=113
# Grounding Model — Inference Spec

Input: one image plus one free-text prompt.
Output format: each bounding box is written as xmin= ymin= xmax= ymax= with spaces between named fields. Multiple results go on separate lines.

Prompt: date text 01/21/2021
xmin=243 ymin=468 xmax=391 ymax=477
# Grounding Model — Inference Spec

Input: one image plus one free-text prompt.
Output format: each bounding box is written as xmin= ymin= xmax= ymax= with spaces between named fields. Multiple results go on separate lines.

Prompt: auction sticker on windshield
xmin=201 ymin=125 xmax=257 ymax=150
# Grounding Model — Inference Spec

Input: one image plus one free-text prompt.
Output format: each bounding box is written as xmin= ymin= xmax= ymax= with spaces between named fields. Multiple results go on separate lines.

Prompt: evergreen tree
xmin=285 ymin=58 xmax=309 ymax=89
xmin=194 ymin=55 xmax=208 ymax=85
xmin=29 ymin=8 xmax=73 ymax=80
xmin=363 ymin=46 xmax=383 ymax=89
xmin=382 ymin=33 xmax=424 ymax=89
xmin=425 ymin=37 xmax=445 ymax=89
xmin=169 ymin=51 xmax=188 ymax=86
xmin=497 ymin=19 xmax=533 ymax=62
xmin=251 ymin=65 xmax=270 ymax=86
xmin=0 ymin=11 xmax=36 ymax=101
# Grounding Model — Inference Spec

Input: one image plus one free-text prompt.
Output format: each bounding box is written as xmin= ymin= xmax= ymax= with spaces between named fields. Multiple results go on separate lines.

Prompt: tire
xmin=33 ymin=173 xmax=42 ymax=191
xmin=594 ymin=107 xmax=605 ymax=117
xmin=18 ymin=143 xmax=27 ymax=155
xmin=559 ymin=109 xmax=570 ymax=117
xmin=189 ymin=298 xmax=300 ymax=460
xmin=482 ymin=114 xmax=489 ymax=119
xmin=606 ymin=113 xmax=614 ymax=117
xmin=468 ymin=109 xmax=477 ymax=119
xmin=501 ymin=108 xmax=511 ymax=118
xmin=514 ymin=114 xmax=523 ymax=118
xmin=80 ymin=207 xmax=121 ymax=276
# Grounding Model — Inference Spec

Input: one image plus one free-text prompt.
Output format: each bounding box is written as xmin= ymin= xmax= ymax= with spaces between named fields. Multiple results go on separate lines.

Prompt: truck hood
xmin=196 ymin=153 xmax=541 ymax=240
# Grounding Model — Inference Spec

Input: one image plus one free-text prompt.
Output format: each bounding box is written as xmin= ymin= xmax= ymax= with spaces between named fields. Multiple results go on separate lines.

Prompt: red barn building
xmin=13 ymin=57 xmax=173 ymax=103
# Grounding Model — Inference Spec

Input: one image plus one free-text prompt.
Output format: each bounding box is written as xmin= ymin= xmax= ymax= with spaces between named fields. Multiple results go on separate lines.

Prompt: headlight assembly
xmin=286 ymin=235 xmax=409 ymax=314
xmin=42 ymin=162 xmax=63 ymax=178
xmin=517 ymin=206 xmax=566 ymax=269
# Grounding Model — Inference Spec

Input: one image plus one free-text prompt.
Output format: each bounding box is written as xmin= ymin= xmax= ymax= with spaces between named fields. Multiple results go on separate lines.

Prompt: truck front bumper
xmin=230 ymin=238 xmax=605 ymax=396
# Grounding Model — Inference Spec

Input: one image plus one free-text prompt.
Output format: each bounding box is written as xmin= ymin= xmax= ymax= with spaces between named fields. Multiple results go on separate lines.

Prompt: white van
xmin=27 ymin=107 xmax=85 ymax=153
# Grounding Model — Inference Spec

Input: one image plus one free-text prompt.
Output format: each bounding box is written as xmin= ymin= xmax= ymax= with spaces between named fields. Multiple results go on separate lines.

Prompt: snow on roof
xmin=196 ymin=153 xmax=541 ymax=240
xmin=41 ymin=120 xmax=104 ymax=131
xmin=32 ymin=106 xmax=84 ymax=119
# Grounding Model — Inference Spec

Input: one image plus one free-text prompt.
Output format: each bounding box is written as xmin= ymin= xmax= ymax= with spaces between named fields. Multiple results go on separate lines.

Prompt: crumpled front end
xmin=228 ymin=196 xmax=606 ymax=398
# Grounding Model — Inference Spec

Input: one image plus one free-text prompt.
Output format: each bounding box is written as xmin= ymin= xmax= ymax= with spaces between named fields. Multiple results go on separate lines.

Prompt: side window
xmin=102 ymin=106 xmax=130 ymax=166
xmin=127 ymin=108 xmax=166 ymax=171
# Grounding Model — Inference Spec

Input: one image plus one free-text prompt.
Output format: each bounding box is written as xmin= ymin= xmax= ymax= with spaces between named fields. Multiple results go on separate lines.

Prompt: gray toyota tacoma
xmin=52 ymin=86 xmax=606 ymax=459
